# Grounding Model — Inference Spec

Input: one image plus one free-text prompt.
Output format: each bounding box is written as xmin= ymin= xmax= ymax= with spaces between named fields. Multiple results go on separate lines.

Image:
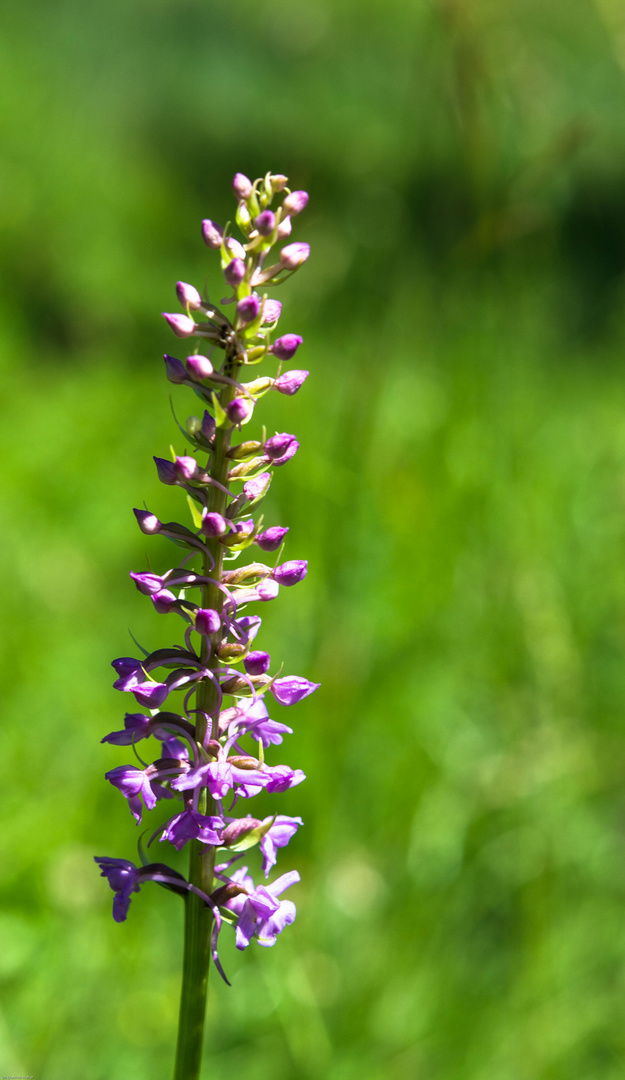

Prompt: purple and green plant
xmin=95 ymin=171 xmax=317 ymax=1078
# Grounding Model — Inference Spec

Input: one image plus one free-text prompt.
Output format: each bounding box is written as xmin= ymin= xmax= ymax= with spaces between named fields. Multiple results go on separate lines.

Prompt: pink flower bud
xmin=258 ymin=578 xmax=280 ymax=601
xmin=279 ymin=243 xmax=310 ymax=270
xmin=154 ymin=457 xmax=176 ymax=484
xmin=162 ymin=313 xmax=196 ymax=338
xmin=270 ymin=334 xmax=303 ymax=360
xmin=201 ymin=511 xmax=227 ymax=537
xmin=201 ymin=219 xmax=223 ymax=248
xmin=265 ymin=434 xmax=299 ymax=466
xmin=244 ymin=651 xmax=271 ymax=675
xmin=186 ymin=354 xmax=214 ymax=380
xmin=176 ymin=282 xmax=203 ymax=309
xmin=195 ymin=608 xmax=221 ymax=635
xmin=277 ymin=216 xmax=292 ymax=239
xmin=273 ymin=560 xmax=308 ymax=586
xmin=274 ymin=369 xmax=309 ymax=396
xmin=271 ymin=174 xmax=288 ymax=192
xmin=237 ymin=295 xmax=260 ymax=324
xmin=262 ymin=299 xmax=282 ymax=324
xmin=243 ymin=472 xmax=271 ymax=501
xmin=174 ymin=456 xmax=198 ymax=482
xmin=133 ymin=509 xmax=162 ymax=535
xmin=164 ymin=354 xmax=188 ymax=384
xmin=256 ymin=526 xmax=289 ymax=551
xmin=224 ymin=258 xmax=246 ymax=287
xmin=233 ymin=173 xmax=253 ymax=199
xmin=282 ymin=190 xmax=308 ymax=216
xmin=226 ymin=237 xmax=246 ymax=261
xmin=227 ymin=397 xmax=253 ymax=425
xmin=152 ymin=589 xmax=177 ymax=614
xmin=254 ymin=211 xmax=276 ymax=237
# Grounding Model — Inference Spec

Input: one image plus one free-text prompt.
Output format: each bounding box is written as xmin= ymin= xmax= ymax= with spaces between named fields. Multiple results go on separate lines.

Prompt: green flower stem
xmin=173 ymin=352 xmax=240 ymax=1080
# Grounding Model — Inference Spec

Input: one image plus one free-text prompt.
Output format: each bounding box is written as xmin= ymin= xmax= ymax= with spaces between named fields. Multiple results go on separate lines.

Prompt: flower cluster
xmin=96 ymin=171 xmax=317 ymax=980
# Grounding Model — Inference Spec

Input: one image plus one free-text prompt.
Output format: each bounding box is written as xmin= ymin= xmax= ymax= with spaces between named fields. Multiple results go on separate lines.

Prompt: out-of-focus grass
xmin=4 ymin=1 xmax=625 ymax=1077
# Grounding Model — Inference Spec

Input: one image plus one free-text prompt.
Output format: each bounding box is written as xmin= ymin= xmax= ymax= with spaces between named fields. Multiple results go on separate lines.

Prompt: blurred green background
xmin=4 ymin=0 xmax=625 ymax=1076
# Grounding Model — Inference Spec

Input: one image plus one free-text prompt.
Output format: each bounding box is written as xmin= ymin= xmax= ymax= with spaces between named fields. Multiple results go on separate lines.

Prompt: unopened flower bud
xmin=271 ymin=676 xmax=319 ymax=706
xmin=237 ymin=295 xmax=260 ymax=324
xmin=220 ymin=519 xmax=255 ymax=546
xmin=174 ymin=455 xmax=198 ymax=482
xmin=256 ymin=526 xmax=289 ymax=551
xmin=277 ymin=216 xmax=292 ymax=239
xmin=154 ymin=457 xmax=177 ymax=485
xmin=227 ymin=397 xmax=253 ymax=425
xmin=283 ymin=190 xmax=308 ymax=216
xmin=262 ymin=299 xmax=282 ymax=324
xmin=176 ymin=282 xmax=203 ymax=310
xmin=254 ymin=210 xmax=276 ymax=237
xmin=226 ymin=237 xmax=246 ymax=261
xmin=164 ymin=354 xmax=188 ymax=384
xmin=271 ymin=174 xmax=288 ymax=192
xmin=243 ymin=472 xmax=272 ymax=502
xmin=264 ymin=433 xmax=299 ymax=465
xmin=201 ymin=511 xmax=227 ymax=537
xmin=222 ymin=817 xmax=262 ymax=846
xmin=224 ymin=258 xmax=246 ymax=287
xmin=274 ymin=369 xmax=309 ymax=395
xmin=258 ymin=578 xmax=280 ymax=600
xmin=244 ymin=651 xmax=271 ymax=675
xmin=273 ymin=560 xmax=308 ymax=586
xmin=270 ymin=334 xmax=303 ymax=360
xmin=195 ymin=608 xmax=221 ymax=635
xmin=233 ymin=172 xmax=253 ymax=199
xmin=134 ymin=509 xmax=162 ymax=535
xmin=152 ymin=589 xmax=177 ymax=614
xmin=129 ymin=572 xmax=164 ymax=595
xmin=186 ymin=354 xmax=214 ymax=381
xmin=202 ymin=219 xmax=223 ymax=248
xmin=279 ymin=242 xmax=310 ymax=270
xmin=217 ymin=642 xmax=246 ymax=661
xmin=162 ymin=313 xmax=197 ymax=337
xmin=201 ymin=410 xmax=215 ymax=440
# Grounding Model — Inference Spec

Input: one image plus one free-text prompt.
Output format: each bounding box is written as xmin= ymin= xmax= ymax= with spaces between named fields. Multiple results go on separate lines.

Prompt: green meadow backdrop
xmin=4 ymin=1 xmax=625 ymax=1076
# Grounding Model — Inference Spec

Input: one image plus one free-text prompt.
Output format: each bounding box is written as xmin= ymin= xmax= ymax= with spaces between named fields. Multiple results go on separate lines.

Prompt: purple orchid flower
xmin=98 ymin=171 xmax=318 ymax=1065
xmin=229 ymin=696 xmax=293 ymax=747
xmin=160 ymin=809 xmax=224 ymax=851
xmin=223 ymin=866 xmax=300 ymax=949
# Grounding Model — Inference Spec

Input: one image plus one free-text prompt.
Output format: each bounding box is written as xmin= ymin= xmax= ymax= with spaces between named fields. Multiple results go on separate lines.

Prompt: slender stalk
xmin=173 ymin=354 xmax=240 ymax=1080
